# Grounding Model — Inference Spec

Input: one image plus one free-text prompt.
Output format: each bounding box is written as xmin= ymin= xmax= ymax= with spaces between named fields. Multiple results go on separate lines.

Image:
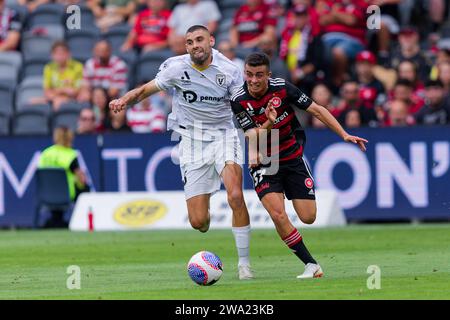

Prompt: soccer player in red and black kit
xmin=231 ymin=53 xmax=368 ymax=278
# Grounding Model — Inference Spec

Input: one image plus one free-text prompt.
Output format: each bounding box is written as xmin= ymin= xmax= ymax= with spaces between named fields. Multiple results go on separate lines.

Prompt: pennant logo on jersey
xmin=216 ymin=74 xmax=226 ymax=87
xmin=269 ymin=96 xmax=282 ymax=108
xmin=304 ymin=178 xmax=314 ymax=189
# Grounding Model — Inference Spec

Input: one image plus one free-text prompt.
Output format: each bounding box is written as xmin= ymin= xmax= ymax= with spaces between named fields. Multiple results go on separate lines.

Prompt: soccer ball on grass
xmin=187 ymin=251 xmax=223 ymax=286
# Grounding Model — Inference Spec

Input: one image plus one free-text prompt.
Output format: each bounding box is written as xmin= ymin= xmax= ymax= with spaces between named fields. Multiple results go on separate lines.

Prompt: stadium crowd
xmin=0 ymin=0 xmax=450 ymax=136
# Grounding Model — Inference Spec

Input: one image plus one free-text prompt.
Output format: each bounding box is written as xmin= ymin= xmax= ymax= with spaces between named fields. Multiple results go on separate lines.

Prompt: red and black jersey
xmin=231 ymin=78 xmax=312 ymax=162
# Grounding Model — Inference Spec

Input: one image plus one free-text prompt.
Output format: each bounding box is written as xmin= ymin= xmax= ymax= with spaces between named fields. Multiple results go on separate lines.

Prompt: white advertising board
xmin=69 ymin=190 xmax=346 ymax=231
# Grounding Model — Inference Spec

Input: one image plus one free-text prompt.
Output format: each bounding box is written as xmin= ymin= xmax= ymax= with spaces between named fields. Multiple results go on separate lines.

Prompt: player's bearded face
xmin=186 ymin=31 xmax=213 ymax=65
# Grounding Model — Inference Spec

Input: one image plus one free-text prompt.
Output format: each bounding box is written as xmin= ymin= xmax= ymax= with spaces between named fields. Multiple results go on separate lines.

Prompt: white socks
xmin=232 ymin=224 xmax=251 ymax=266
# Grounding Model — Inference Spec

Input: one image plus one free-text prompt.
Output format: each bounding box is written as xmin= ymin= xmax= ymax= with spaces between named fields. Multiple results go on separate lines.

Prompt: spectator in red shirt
xmin=279 ymin=4 xmax=325 ymax=94
xmin=334 ymin=80 xmax=360 ymax=118
xmin=415 ymin=79 xmax=450 ymax=125
xmin=230 ymin=0 xmax=277 ymax=53
xmin=336 ymin=79 xmax=379 ymax=126
xmin=284 ymin=0 xmax=321 ymax=36
xmin=387 ymin=79 xmax=425 ymax=114
xmin=437 ymin=61 xmax=450 ymax=95
xmin=121 ymin=0 xmax=171 ymax=53
xmin=385 ymin=99 xmax=414 ymax=127
xmin=344 ymin=109 xmax=362 ymax=128
xmin=396 ymin=60 xmax=425 ymax=98
xmin=389 ymin=26 xmax=432 ymax=81
xmin=0 ymin=0 xmax=22 ymax=51
xmin=126 ymin=93 xmax=167 ymax=133
xmin=310 ymin=83 xmax=334 ymax=128
xmin=91 ymin=87 xmax=109 ymax=133
xmin=80 ymin=39 xmax=128 ymax=102
xmin=354 ymin=50 xmax=386 ymax=109
xmin=317 ymin=0 xmax=367 ymax=87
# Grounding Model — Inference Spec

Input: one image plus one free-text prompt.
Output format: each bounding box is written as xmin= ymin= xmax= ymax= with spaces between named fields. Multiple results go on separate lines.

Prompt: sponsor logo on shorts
xmin=256 ymin=182 xmax=270 ymax=194
xmin=114 ymin=200 xmax=167 ymax=227
xmin=305 ymin=178 xmax=314 ymax=189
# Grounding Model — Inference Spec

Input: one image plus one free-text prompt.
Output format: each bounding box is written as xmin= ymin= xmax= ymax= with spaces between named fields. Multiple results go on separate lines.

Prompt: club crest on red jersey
xmin=269 ymin=96 xmax=282 ymax=108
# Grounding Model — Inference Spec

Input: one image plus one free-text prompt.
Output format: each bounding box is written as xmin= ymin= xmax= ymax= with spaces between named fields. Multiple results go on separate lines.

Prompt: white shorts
xmin=178 ymin=130 xmax=243 ymax=199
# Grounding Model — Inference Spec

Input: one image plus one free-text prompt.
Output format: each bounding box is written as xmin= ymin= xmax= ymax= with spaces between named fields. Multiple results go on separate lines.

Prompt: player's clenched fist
xmin=109 ymin=98 xmax=127 ymax=114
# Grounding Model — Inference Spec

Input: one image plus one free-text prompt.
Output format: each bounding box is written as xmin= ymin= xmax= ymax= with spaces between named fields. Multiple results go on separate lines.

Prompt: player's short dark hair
xmin=186 ymin=25 xmax=210 ymax=35
xmin=245 ymin=52 xmax=271 ymax=70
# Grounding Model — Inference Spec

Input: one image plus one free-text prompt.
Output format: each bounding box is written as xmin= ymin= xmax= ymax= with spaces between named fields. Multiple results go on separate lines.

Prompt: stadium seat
xmin=215 ymin=32 xmax=230 ymax=44
xmin=108 ymin=23 xmax=132 ymax=34
xmin=29 ymin=24 xmax=65 ymax=41
xmin=21 ymin=56 xmax=50 ymax=80
xmin=26 ymin=3 xmax=65 ymax=29
xmin=217 ymin=0 xmax=243 ymax=10
xmin=34 ymin=168 xmax=71 ymax=229
xmin=12 ymin=109 xmax=50 ymax=135
xmin=16 ymin=102 xmax=51 ymax=115
xmin=0 ymin=111 xmax=10 ymax=136
xmin=0 ymin=51 xmax=22 ymax=86
xmin=59 ymin=101 xmax=90 ymax=113
xmin=63 ymin=3 xmax=99 ymax=33
xmin=222 ymin=8 xmax=237 ymax=21
xmin=117 ymin=50 xmax=138 ymax=89
xmin=135 ymin=53 xmax=167 ymax=86
xmin=103 ymin=29 xmax=129 ymax=55
xmin=65 ymin=29 xmax=100 ymax=63
xmin=15 ymin=76 xmax=45 ymax=109
xmin=135 ymin=49 xmax=173 ymax=85
xmin=218 ymin=19 xmax=233 ymax=35
xmin=139 ymin=49 xmax=173 ymax=61
xmin=6 ymin=0 xmax=19 ymax=6
xmin=6 ymin=3 xmax=28 ymax=25
xmin=0 ymin=83 xmax=15 ymax=116
xmin=51 ymin=109 xmax=79 ymax=132
xmin=20 ymin=32 xmax=54 ymax=61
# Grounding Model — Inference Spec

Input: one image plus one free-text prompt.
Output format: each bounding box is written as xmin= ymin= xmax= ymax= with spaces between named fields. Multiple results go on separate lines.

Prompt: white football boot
xmin=297 ymin=263 xmax=324 ymax=279
xmin=238 ymin=264 xmax=254 ymax=280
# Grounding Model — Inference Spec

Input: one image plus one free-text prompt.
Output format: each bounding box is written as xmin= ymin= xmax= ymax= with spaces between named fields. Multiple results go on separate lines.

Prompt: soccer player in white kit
xmin=109 ymin=25 xmax=257 ymax=280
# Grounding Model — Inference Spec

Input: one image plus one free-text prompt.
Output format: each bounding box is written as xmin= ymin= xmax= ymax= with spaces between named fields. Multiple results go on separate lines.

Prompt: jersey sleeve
xmin=228 ymin=65 xmax=244 ymax=97
xmin=9 ymin=11 xmax=22 ymax=32
xmin=155 ymin=58 xmax=176 ymax=91
xmin=230 ymin=100 xmax=256 ymax=132
xmin=69 ymin=158 xmax=80 ymax=173
xmin=286 ymin=81 xmax=313 ymax=110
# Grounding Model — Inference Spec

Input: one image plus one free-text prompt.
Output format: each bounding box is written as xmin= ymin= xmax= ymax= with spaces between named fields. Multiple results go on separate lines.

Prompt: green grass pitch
xmin=0 ymin=224 xmax=449 ymax=300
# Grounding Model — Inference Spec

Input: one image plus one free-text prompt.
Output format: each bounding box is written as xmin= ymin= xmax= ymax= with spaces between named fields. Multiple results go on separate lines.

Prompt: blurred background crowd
xmin=0 ymin=0 xmax=449 ymax=137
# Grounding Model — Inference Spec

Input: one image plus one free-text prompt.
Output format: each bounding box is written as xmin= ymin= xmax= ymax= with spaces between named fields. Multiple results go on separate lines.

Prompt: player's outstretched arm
xmin=109 ymin=80 xmax=161 ymax=113
xmin=307 ymin=102 xmax=368 ymax=152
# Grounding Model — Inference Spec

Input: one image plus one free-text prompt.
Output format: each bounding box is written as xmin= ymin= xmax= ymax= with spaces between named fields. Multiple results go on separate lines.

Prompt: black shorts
xmin=249 ymin=158 xmax=316 ymax=201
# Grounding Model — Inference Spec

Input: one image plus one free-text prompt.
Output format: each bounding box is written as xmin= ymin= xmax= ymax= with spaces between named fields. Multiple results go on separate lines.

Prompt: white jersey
xmin=155 ymin=49 xmax=244 ymax=137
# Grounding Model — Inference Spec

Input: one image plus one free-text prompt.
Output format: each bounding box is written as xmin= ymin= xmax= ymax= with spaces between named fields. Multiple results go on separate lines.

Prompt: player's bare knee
xmin=189 ymin=215 xmax=208 ymax=231
xmin=300 ymin=211 xmax=316 ymax=225
xmin=227 ymin=189 xmax=245 ymax=210
xmin=270 ymin=209 xmax=288 ymax=226
xmin=191 ymin=220 xmax=209 ymax=232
